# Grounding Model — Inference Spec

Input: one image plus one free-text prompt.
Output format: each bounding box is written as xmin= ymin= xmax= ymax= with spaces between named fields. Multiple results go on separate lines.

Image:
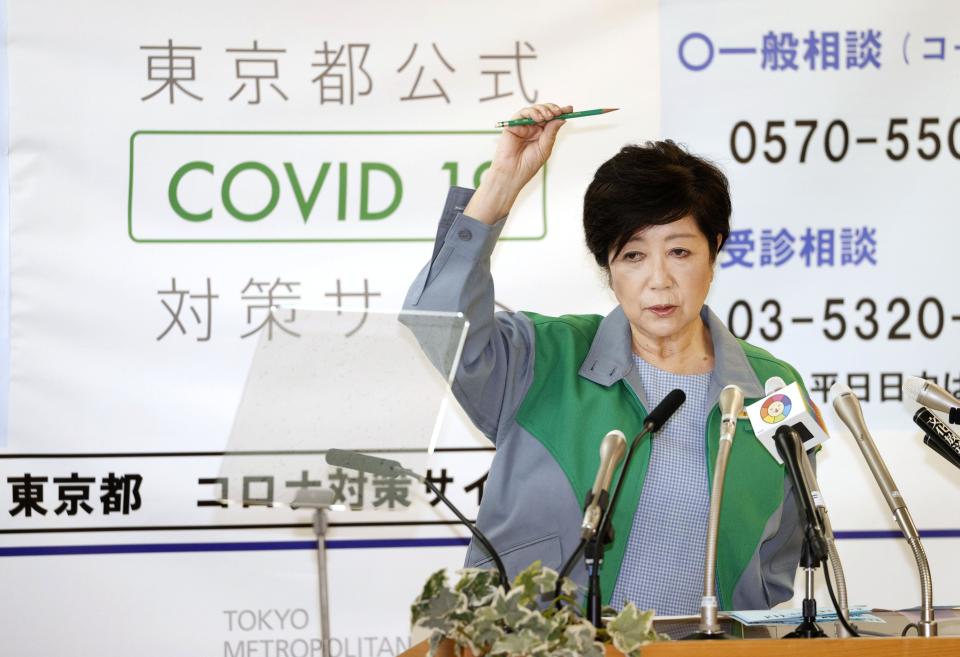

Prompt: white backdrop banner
xmin=660 ymin=0 xmax=960 ymax=615
xmin=1 ymin=0 xmax=957 ymax=655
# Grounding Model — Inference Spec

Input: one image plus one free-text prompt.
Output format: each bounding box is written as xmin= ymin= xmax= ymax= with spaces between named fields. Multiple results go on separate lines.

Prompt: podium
xmin=401 ymin=636 xmax=960 ymax=657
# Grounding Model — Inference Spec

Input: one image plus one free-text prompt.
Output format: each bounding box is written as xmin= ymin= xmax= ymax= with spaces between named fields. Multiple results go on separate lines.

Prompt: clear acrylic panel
xmin=218 ymin=307 xmax=468 ymax=511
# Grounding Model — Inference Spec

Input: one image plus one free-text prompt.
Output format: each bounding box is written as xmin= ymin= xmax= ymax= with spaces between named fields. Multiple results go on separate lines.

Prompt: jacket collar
xmin=578 ymin=304 xmax=765 ymax=405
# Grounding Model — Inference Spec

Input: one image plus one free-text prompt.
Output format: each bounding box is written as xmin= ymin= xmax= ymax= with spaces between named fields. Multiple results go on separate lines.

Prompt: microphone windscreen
xmin=903 ymin=376 xmax=926 ymax=403
xmin=599 ymin=430 xmax=627 ymax=463
xmin=645 ymin=388 xmax=686 ymax=432
xmin=325 ymin=449 xmax=404 ymax=478
xmin=764 ymin=376 xmax=786 ymax=395
xmin=830 ymin=381 xmax=854 ymax=403
xmin=719 ymin=384 xmax=745 ymax=421
xmin=325 ymin=448 xmax=357 ymax=469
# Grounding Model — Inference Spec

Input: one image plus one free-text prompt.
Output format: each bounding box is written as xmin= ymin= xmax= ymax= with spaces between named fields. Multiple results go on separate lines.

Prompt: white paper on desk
xmin=728 ymin=605 xmax=884 ymax=626
xmin=876 ymin=607 xmax=960 ymax=623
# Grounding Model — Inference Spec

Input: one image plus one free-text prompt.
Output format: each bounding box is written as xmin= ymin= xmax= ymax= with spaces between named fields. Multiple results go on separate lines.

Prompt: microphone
xmin=719 ymin=384 xmax=744 ymax=441
xmin=830 ymin=382 xmax=937 ymax=637
xmin=830 ymin=384 xmax=907 ymax=515
xmin=764 ymin=377 xmax=854 ymax=636
xmin=773 ymin=425 xmax=858 ymax=638
xmin=689 ymin=384 xmax=744 ymax=639
xmin=772 ymin=426 xmax=828 ymax=560
xmin=325 ymin=449 xmax=511 ymax=592
xmin=579 ymin=389 xmax=686 ymax=628
xmin=644 ymin=388 xmax=686 ymax=433
xmin=913 ymin=407 xmax=960 ymax=470
xmin=325 ymin=449 xmax=410 ymax=479
xmin=904 ymin=376 xmax=960 ymax=425
xmin=580 ymin=431 xmax=627 ymax=539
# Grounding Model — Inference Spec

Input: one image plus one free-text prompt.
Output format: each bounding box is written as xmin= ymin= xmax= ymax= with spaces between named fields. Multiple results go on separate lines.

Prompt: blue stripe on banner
xmin=835 ymin=529 xmax=960 ymax=540
xmin=2 ymin=530 xmax=959 ymax=558
xmin=0 ymin=537 xmax=471 ymax=557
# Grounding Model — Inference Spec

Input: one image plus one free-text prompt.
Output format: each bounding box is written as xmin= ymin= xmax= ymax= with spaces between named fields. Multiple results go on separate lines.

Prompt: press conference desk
xmin=403 ymin=611 xmax=960 ymax=657
xmin=640 ymin=636 xmax=960 ymax=656
xmin=404 ymin=636 xmax=960 ymax=657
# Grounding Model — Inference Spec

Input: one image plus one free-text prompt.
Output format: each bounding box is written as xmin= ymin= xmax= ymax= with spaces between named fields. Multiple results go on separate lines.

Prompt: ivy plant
xmin=411 ymin=562 xmax=669 ymax=657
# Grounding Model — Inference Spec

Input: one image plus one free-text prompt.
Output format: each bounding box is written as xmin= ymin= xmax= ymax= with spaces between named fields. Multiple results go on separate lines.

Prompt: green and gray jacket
xmin=404 ymin=187 xmax=814 ymax=610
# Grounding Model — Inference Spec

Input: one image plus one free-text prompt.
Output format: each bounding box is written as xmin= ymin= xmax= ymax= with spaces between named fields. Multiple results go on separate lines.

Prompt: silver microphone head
xmin=594 ymin=430 xmax=627 ymax=495
xmin=903 ymin=376 xmax=927 ymax=404
xmin=581 ymin=430 xmax=627 ymax=538
xmin=831 ymin=381 xmax=905 ymax=513
xmin=904 ymin=375 xmax=960 ymax=414
xmin=830 ymin=382 xmax=866 ymax=439
xmin=719 ymin=385 xmax=745 ymax=440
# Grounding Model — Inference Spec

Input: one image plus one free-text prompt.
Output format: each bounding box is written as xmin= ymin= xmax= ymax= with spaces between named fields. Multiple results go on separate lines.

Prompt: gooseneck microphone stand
xmin=833 ymin=384 xmax=937 ymax=637
xmin=685 ymin=384 xmax=744 ymax=640
xmin=555 ymin=389 xmax=687 ymax=628
xmin=587 ymin=389 xmax=686 ymax=627
xmin=585 ymin=513 xmax=615 ymax=626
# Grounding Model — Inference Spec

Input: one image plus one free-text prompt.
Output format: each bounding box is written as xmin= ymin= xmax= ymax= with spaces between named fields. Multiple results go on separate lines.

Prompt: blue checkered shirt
xmin=609 ymin=355 xmax=712 ymax=615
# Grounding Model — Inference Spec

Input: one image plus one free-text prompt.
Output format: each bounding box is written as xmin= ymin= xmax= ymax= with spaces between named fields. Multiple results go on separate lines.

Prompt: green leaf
xmin=532 ymin=566 xmax=558 ymax=596
xmin=514 ymin=610 xmax=552 ymax=639
xmin=557 ymin=576 xmax=579 ymax=598
xmin=564 ymin=623 xmax=604 ymax=657
xmin=490 ymin=630 xmax=542 ymax=656
xmin=456 ymin=568 xmax=500 ymax=608
xmin=430 ymin=587 xmax=466 ymax=618
xmin=497 ymin=587 xmax=535 ymax=626
xmin=411 ymin=569 xmax=450 ymax=624
xmin=411 ymin=562 xmax=665 ymax=657
xmin=606 ymin=603 xmax=661 ymax=655
xmin=466 ymin=614 xmax=505 ymax=653
xmin=426 ymin=631 xmax=446 ymax=657
xmin=511 ymin=561 xmax=544 ymax=608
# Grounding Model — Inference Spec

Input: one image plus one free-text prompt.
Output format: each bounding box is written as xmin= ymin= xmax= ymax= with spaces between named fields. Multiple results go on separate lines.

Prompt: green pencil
xmin=496 ymin=107 xmax=618 ymax=128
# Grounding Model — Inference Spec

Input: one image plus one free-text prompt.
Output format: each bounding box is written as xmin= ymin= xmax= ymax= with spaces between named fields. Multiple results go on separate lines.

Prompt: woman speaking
xmin=404 ymin=103 xmax=815 ymax=615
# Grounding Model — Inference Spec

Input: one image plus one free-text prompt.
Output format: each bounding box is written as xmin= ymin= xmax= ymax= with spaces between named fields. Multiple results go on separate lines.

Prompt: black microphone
xmin=644 ymin=388 xmax=687 ymax=433
xmin=921 ymin=435 xmax=960 ymax=470
xmin=913 ymin=408 xmax=960 ymax=470
xmin=773 ymin=425 xmax=828 ymax=561
xmin=325 ymin=449 xmax=511 ymax=591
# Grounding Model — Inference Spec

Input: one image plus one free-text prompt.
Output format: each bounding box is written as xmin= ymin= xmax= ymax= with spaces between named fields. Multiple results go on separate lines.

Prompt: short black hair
xmin=582 ymin=140 xmax=731 ymax=269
